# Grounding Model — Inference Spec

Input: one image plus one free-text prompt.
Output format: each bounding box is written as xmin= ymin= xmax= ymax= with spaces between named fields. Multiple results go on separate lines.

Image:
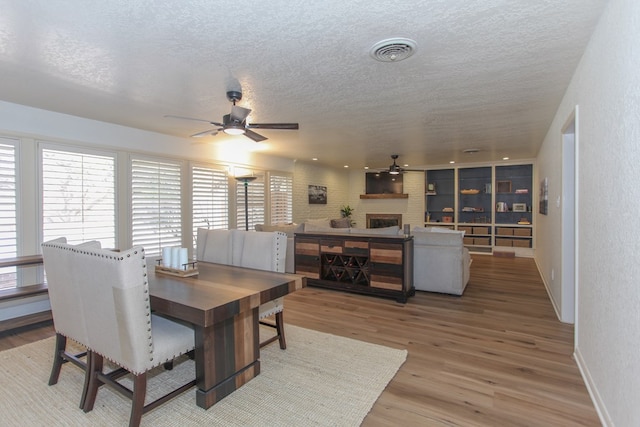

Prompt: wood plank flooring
xmin=284 ymin=255 xmax=601 ymax=426
xmin=0 ymin=255 xmax=601 ymax=426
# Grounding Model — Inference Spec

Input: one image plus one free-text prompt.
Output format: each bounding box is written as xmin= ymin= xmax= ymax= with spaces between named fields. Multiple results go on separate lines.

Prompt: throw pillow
xmin=330 ymin=217 xmax=351 ymax=228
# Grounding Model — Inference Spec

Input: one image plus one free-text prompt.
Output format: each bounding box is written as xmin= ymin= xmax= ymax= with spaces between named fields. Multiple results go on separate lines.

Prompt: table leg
xmin=194 ymin=307 xmax=260 ymax=409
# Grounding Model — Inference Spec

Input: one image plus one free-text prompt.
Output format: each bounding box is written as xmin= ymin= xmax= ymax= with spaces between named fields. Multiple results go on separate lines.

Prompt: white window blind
xmin=0 ymin=140 xmax=17 ymax=290
xmin=192 ymin=165 xmax=228 ymax=249
xmin=270 ymin=174 xmax=293 ymax=224
xmin=131 ymin=158 xmax=182 ymax=256
xmin=41 ymin=148 xmax=115 ymax=248
xmin=236 ymin=176 xmax=264 ymax=231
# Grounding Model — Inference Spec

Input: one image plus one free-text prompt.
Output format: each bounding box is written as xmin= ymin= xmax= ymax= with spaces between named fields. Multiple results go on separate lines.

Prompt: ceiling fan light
xmin=389 ymin=169 xmax=400 ymax=175
xmin=223 ymin=126 xmax=246 ymax=135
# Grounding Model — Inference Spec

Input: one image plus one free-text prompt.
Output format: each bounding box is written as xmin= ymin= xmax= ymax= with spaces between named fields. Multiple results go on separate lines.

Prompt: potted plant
xmin=340 ymin=205 xmax=355 ymax=226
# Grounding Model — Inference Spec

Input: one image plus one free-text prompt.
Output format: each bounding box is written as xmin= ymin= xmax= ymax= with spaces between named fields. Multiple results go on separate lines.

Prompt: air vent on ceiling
xmin=463 ymin=148 xmax=481 ymax=154
xmin=370 ymin=38 xmax=417 ymax=62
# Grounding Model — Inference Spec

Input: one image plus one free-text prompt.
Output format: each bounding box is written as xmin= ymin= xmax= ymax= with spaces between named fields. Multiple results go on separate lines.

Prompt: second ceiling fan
xmin=380 ymin=154 xmax=424 ymax=175
xmin=165 ymin=91 xmax=299 ymax=142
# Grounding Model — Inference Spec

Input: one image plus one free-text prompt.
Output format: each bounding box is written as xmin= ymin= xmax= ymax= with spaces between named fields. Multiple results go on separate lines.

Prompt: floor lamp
xmin=235 ymin=175 xmax=257 ymax=231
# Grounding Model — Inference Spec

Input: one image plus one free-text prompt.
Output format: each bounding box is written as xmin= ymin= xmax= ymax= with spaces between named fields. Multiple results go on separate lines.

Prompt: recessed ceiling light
xmin=312 ymin=158 xmax=318 ymax=161
xmin=364 ymin=166 xmax=369 ymax=170
xmin=344 ymin=165 xmax=349 ymax=168
xmin=449 ymin=161 xmax=455 ymax=164
xmin=502 ymin=157 xmax=510 ymax=160
xmin=463 ymin=148 xmax=480 ymax=154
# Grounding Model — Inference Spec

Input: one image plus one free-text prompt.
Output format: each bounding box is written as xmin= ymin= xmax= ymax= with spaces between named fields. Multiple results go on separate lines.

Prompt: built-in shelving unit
xmin=425 ymin=162 xmax=534 ymax=256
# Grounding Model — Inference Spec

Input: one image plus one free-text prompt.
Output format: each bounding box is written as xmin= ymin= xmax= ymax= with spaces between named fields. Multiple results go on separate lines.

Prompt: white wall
xmin=292 ymin=161 xmax=350 ymax=223
xmin=535 ymin=0 xmax=640 ymax=425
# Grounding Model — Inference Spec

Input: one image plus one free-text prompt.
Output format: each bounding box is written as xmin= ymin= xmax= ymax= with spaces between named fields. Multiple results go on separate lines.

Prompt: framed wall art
xmin=308 ymin=185 xmax=327 ymax=204
xmin=539 ymin=177 xmax=548 ymax=215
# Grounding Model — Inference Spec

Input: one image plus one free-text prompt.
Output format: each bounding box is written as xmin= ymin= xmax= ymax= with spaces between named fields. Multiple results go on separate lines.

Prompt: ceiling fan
xmin=377 ymin=154 xmax=424 ymax=175
xmin=165 ymin=91 xmax=299 ymax=142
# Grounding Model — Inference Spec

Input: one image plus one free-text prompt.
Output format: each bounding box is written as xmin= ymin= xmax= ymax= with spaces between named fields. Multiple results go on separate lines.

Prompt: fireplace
xmin=366 ymin=214 xmax=402 ymax=229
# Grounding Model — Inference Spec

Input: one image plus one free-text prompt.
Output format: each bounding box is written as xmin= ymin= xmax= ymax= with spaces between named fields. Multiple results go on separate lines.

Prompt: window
xmin=270 ymin=174 xmax=293 ymax=224
xmin=131 ymin=157 xmax=182 ymax=256
xmin=41 ymin=147 xmax=116 ymax=247
xmin=236 ymin=176 xmax=264 ymax=231
xmin=192 ymin=165 xmax=228 ymax=249
xmin=0 ymin=139 xmax=17 ymax=289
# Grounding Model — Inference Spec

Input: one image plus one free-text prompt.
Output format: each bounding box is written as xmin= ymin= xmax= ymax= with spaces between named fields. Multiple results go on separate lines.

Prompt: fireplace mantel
xmin=359 ymin=194 xmax=409 ymax=199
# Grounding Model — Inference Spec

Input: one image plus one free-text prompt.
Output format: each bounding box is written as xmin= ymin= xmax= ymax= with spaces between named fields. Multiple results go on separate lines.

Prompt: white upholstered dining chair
xmin=42 ymin=239 xmax=196 ymax=427
xmin=41 ymin=237 xmax=101 ymax=409
xmin=196 ymin=228 xmax=288 ymax=349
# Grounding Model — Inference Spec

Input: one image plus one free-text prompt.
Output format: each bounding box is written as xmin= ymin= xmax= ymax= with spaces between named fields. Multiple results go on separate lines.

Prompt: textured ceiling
xmin=0 ymin=0 xmax=608 ymax=170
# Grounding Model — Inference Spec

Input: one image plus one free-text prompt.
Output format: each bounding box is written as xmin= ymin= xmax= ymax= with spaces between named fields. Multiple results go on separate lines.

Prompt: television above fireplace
xmin=365 ymin=172 xmax=403 ymax=194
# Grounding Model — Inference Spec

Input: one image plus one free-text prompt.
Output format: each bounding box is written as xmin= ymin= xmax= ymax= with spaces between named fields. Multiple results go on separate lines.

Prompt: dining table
xmin=148 ymin=260 xmax=306 ymax=409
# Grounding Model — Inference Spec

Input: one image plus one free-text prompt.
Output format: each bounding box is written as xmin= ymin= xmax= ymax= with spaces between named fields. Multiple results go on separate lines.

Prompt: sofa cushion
xmin=350 ymin=225 xmax=400 ymax=235
xmin=255 ymin=223 xmax=303 ymax=237
xmin=304 ymin=223 xmax=349 ymax=233
xmin=305 ymin=218 xmax=331 ymax=227
xmin=430 ymin=227 xmax=465 ymax=236
xmin=412 ymin=230 xmax=463 ymax=246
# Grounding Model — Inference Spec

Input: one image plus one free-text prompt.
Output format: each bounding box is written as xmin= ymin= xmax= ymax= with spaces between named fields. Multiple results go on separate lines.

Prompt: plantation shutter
xmin=192 ymin=165 xmax=229 ymax=249
xmin=236 ymin=177 xmax=264 ymax=231
xmin=0 ymin=140 xmax=17 ymax=289
xmin=270 ymin=174 xmax=293 ymax=224
xmin=41 ymin=147 xmax=116 ymax=247
xmin=131 ymin=158 xmax=182 ymax=256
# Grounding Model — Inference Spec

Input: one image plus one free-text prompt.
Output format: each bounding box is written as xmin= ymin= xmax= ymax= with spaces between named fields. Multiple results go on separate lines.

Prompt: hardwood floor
xmin=284 ymin=255 xmax=601 ymax=426
xmin=0 ymin=255 xmax=601 ymax=426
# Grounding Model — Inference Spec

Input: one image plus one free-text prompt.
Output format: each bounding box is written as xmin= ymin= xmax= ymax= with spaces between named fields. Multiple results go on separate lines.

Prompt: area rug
xmin=0 ymin=325 xmax=406 ymax=426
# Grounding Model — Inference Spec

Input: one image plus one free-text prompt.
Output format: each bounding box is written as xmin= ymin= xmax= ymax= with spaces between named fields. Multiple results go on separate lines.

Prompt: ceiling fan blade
xmin=164 ymin=114 xmax=222 ymax=126
xmin=244 ymin=129 xmax=268 ymax=142
xmin=190 ymin=128 xmax=220 ymax=138
xmin=247 ymin=123 xmax=299 ymax=130
xmin=230 ymin=106 xmax=251 ymax=123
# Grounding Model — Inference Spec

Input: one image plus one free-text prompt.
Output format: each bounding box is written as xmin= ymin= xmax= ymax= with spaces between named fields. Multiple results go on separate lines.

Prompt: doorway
xmin=561 ymin=108 xmax=578 ymax=326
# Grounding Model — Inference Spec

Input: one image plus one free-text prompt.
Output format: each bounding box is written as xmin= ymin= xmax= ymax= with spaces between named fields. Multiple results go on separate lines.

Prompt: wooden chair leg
xmin=275 ymin=311 xmax=286 ymax=350
xmin=83 ymin=351 xmax=104 ymax=413
xmin=48 ymin=333 xmax=67 ymax=385
xmin=129 ymin=374 xmax=147 ymax=427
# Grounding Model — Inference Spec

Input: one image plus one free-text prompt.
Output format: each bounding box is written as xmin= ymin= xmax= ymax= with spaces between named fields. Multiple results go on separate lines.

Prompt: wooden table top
xmin=149 ymin=261 xmax=305 ymax=327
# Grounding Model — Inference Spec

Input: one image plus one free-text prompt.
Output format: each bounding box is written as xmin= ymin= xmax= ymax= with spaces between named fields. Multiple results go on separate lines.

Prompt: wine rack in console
xmin=294 ymin=232 xmax=414 ymax=303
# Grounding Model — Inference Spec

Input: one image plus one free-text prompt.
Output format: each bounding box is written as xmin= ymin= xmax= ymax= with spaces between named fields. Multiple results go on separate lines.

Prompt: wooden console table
xmin=295 ymin=232 xmax=414 ymax=303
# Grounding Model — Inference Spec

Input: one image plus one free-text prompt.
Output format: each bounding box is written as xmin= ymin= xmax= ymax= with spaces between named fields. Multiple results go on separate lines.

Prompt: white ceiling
xmin=0 ymin=0 xmax=608 ymax=170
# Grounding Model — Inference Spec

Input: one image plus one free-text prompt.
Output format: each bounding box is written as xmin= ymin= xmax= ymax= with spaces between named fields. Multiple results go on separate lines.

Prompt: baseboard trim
xmin=574 ymin=347 xmax=612 ymax=427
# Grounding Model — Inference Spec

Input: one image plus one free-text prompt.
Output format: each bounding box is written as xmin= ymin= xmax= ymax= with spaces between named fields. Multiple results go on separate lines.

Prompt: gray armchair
xmin=412 ymin=229 xmax=471 ymax=295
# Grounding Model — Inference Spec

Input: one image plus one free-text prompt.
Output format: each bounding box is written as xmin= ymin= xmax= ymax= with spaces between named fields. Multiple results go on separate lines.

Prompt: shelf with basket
xmin=425 ymin=168 xmax=455 ymax=224
xmin=495 ymin=164 xmax=533 ymax=226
